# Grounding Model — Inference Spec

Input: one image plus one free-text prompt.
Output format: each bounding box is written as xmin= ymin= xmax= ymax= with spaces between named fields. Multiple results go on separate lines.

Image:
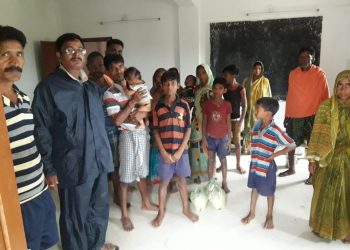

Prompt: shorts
xmin=247 ymin=161 xmax=277 ymax=196
xmin=106 ymin=126 xmax=120 ymax=169
xmin=207 ymin=135 xmax=229 ymax=158
xmin=231 ymin=120 xmax=241 ymax=145
xmin=284 ymin=115 xmax=315 ymax=147
xmin=158 ymin=151 xmax=191 ymax=180
xmin=21 ymin=190 xmax=59 ymax=250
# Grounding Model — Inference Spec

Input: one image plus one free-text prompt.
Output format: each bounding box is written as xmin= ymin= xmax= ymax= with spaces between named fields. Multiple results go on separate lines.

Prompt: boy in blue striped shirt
xmin=241 ymin=97 xmax=295 ymax=229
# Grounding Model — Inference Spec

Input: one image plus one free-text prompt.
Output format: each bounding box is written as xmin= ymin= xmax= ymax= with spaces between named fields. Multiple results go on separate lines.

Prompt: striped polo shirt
xmin=103 ymin=83 xmax=129 ymax=115
xmin=153 ymin=97 xmax=191 ymax=154
xmin=250 ymin=120 xmax=295 ymax=177
xmin=2 ymin=85 xmax=47 ymax=204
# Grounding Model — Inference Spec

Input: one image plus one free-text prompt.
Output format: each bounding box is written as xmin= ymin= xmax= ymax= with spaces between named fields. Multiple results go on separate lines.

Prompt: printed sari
xmin=307 ymin=70 xmax=350 ymax=240
xmin=190 ymin=64 xmax=213 ymax=179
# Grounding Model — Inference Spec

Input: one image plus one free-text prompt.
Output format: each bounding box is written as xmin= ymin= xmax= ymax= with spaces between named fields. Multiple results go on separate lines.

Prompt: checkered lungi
xmin=119 ymin=128 xmax=150 ymax=183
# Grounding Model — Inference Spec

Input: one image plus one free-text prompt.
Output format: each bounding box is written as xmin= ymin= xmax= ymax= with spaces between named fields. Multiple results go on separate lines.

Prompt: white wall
xmin=0 ymin=0 xmax=61 ymax=98
xmin=198 ymin=0 xmax=350 ymax=91
xmin=58 ymin=0 xmax=180 ymax=87
xmin=1 ymin=0 xmax=349 ymax=96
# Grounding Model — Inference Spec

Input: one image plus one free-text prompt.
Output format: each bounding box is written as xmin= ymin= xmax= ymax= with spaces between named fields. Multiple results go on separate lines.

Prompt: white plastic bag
xmin=206 ymin=179 xmax=226 ymax=210
xmin=190 ymin=187 xmax=208 ymax=212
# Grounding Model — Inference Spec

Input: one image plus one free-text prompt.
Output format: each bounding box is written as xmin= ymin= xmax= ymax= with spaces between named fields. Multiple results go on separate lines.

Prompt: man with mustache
xmin=0 ymin=25 xmax=58 ymax=250
xmin=32 ymin=33 xmax=116 ymax=250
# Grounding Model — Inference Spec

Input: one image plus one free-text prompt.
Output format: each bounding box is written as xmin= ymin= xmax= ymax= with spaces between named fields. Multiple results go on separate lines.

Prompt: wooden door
xmin=40 ymin=41 xmax=58 ymax=80
xmin=0 ymin=100 xmax=27 ymax=250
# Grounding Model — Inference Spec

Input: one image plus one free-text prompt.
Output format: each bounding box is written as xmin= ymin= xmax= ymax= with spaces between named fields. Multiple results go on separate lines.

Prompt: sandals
xmin=278 ymin=169 xmax=295 ymax=177
xmin=304 ymin=176 xmax=313 ymax=185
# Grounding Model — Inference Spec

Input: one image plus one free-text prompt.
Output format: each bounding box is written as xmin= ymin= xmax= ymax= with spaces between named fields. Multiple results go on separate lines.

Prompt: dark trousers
xmin=58 ymin=173 xmax=109 ymax=250
xmin=21 ymin=190 xmax=59 ymax=250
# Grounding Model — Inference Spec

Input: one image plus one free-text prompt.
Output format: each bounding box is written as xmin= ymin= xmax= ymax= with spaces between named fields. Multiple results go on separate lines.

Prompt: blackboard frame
xmin=210 ymin=16 xmax=323 ymax=100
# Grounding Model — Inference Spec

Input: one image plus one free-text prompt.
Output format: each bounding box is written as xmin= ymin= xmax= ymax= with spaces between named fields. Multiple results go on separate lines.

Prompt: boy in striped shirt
xmin=241 ymin=97 xmax=295 ymax=229
xmin=152 ymin=70 xmax=199 ymax=227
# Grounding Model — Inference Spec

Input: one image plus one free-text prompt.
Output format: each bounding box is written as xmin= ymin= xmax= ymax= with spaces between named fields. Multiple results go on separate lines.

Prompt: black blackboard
xmin=210 ymin=16 xmax=323 ymax=99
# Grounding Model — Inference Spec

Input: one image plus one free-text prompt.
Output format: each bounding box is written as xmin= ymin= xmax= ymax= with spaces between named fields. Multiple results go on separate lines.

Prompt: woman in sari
xmin=242 ymin=61 xmax=272 ymax=151
xmin=190 ymin=64 xmax=213 ymax=184
xmin=307 ymin=70 xmax=350 ymax=243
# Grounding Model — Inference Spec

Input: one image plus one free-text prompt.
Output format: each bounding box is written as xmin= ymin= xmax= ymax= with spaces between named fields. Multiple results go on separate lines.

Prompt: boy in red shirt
xmin=202 ymin=77 xmax=232 ymax=193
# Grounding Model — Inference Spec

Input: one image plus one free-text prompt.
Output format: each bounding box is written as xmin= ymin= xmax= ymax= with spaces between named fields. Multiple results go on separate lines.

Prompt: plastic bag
xmin=206 ymin=179 xmax=226 ymax=210
xmin=190 ymin=187 xmax=208 ymax=212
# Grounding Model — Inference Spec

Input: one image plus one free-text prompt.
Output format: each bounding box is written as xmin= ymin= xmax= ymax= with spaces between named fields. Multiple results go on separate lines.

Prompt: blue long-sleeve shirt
xmin=32 ymin=68 xmax=114 ymax=188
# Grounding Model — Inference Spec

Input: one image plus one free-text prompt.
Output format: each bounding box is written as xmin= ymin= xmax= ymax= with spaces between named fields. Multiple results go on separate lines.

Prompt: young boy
xmin=152 ymin=70 xmax=199 ymax=227
xmin=241 ymin=97 xmax=296 ymax=229
xmin=201 ymin=77 xmax=232 ymax=193
xmin=222 ymin=64 xmax=247 ymax=174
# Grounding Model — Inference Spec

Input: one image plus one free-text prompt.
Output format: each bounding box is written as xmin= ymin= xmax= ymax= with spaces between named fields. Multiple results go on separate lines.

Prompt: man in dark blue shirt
xmin=32 ymin=33 xmax=115 ymax=250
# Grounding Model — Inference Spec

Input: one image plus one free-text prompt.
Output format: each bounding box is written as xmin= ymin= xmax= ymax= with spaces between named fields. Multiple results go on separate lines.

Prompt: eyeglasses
xmin=63 ymin=48 xmax=87 ymax=55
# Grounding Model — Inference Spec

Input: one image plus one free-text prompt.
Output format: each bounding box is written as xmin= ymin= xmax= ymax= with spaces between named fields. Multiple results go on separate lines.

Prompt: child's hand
xmin=172 ymin=150 xmax=183 ymax=162
xmin=129 ymin=111 xmax=143 ymax=123
xmin=132 ymin=89 xmax=146 ymax=102
xmin=308 ymin=161 xmax=318 ymax=174
xmin=161 ymin=151 xmax=175 ymax=164
xmin=226 ymin=140 xmax=231 ymax=151
xmin=201 ymin=139 xmax=208 ymax=150
xmin=266 ymin=153 xmax=276 ymax=162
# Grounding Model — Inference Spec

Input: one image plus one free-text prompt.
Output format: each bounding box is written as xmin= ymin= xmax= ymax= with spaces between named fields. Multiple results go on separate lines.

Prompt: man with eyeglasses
xmin=32 ymin=33 xmax=116 ymax=250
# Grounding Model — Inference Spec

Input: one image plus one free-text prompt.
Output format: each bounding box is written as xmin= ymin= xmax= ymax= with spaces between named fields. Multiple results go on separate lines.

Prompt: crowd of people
xmin=0 ymin=24 xmax=349 ymax=250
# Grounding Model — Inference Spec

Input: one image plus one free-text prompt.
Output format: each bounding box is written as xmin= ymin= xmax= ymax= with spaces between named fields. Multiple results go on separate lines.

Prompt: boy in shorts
xmin=241 ymin=97 xmax=296 ymax=229
xmin=202 ymin=77 xmax=232 ymax=193
xmin=152 ymin=70 xmax=199 ymax=227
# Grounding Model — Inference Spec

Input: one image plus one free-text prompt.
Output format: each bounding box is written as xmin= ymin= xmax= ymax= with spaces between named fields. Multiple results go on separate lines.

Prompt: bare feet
xmin=141 ymin=202 xmax=158 ymax=211
xmin=121 ymin=217 xmax=134 ymax=231
xmin=263 ymin=216 xmax=274 ymax=229
xmin=152 ymin=212 xmax=165 ymax=227
xmin=312 ymin=231 xmax=321 ymax=238
xmin=342 ymin=235 xmax=350 ymax=244
xmin=241 ymin=212 xmax=255 ymax=224
xmin=222 ymin=184 xmax=230 ymax=193
xmin=278 ymin=169 xmax=295 ymax=177
xmin=101 ymin=243 xmax=119 ymax=250
xmin=183 ymin=209 xmax=199 ymax=223
xmin=236 ymin=166 xmax=246 ymax=174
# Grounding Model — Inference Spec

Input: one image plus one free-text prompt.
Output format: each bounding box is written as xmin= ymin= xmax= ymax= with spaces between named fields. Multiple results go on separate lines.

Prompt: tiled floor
xmin=50 ymin=150 xmax=348 ymax=250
